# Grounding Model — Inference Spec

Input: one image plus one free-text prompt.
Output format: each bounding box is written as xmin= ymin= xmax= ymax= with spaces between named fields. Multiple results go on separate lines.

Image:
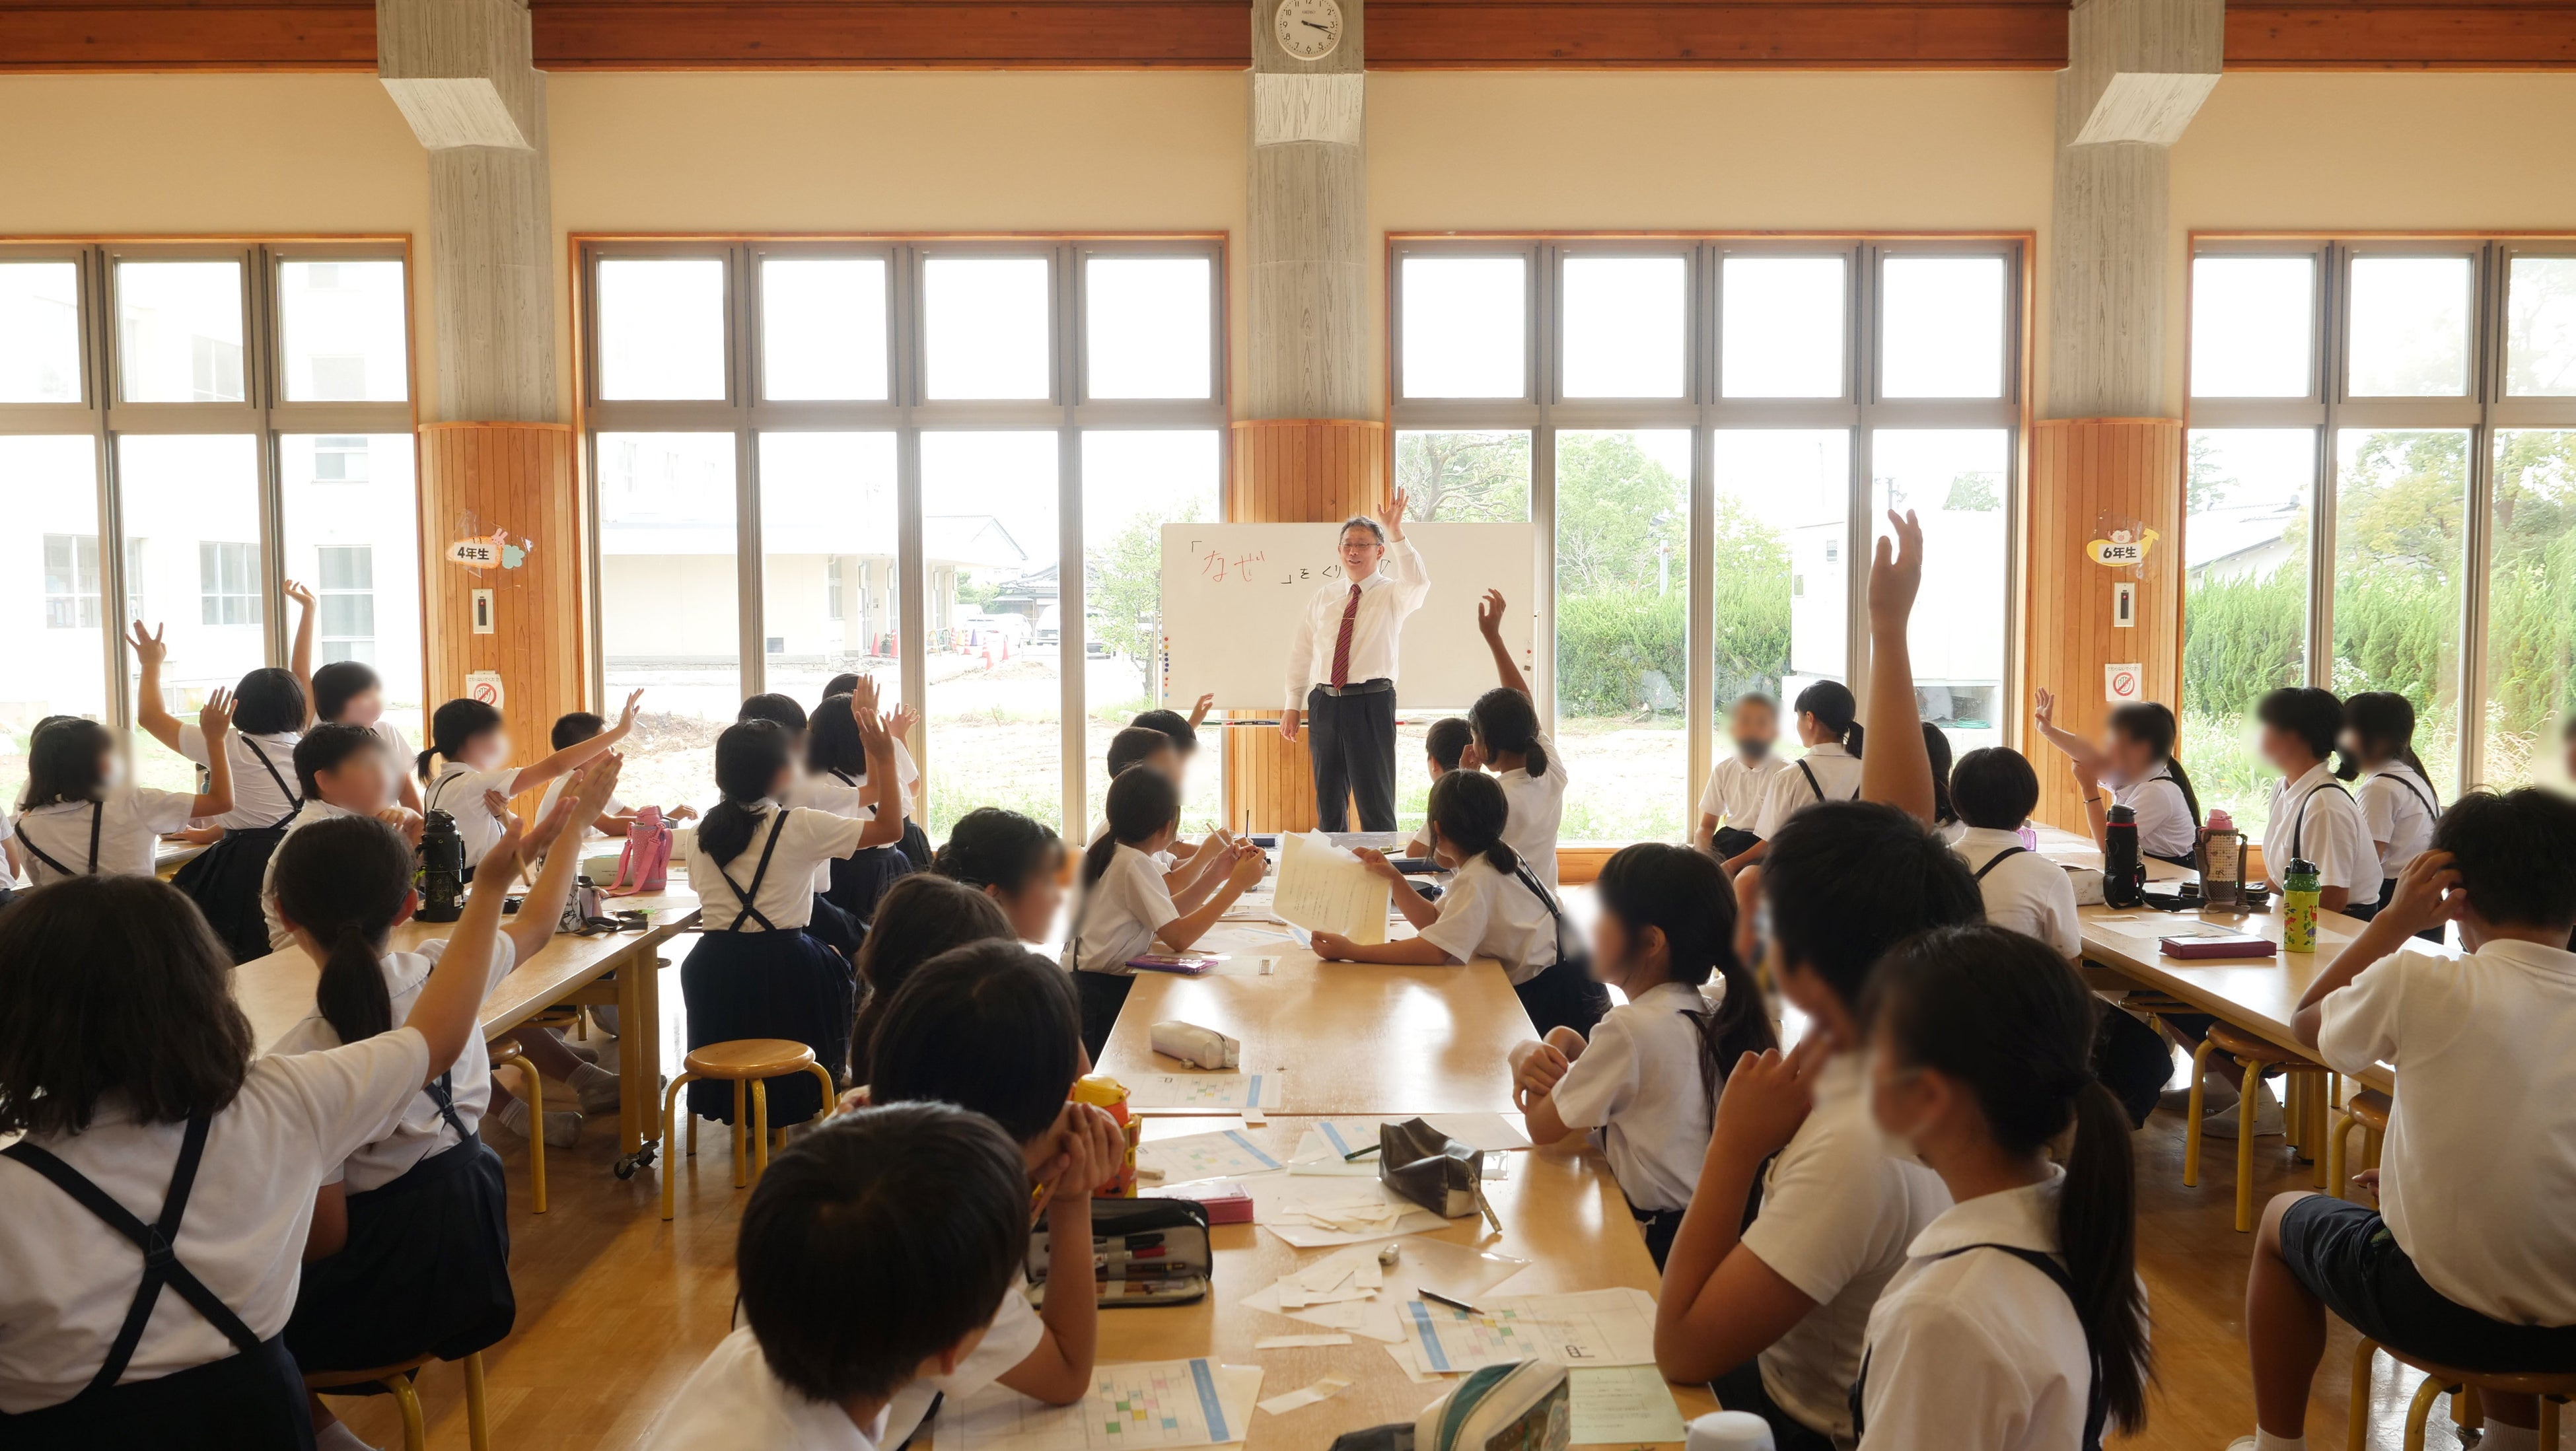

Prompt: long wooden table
xmin=233 ymin=888 xmax=700 ymax=1168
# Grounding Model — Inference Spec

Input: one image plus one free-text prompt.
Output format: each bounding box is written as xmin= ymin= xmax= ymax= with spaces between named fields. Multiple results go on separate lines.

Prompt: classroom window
xmin=314 ymin=545 xmax=375 ymax=663
xmin=199 ymin=541 xmax=262 ymax=627
xmin=2186 ymin=238 xmax=2576 ymax=796
xmin=117 ymin=260 xmax=244 ymax=404
xmin=598 ymin=258 xmax=728 ymax=402
xmin=281 ymin=433 xmax=421 ymax=746
xmin=44 ymin=533 xmax=102 ymax=629
xmin=277 ymin=259 xmax=408 ymax=403
xmin=2 ymin=438 xmax=111 ymax=797
xmin=1391 ymin=238 xmax=2022 ymax=839
xmin=0 ymin=262 xmax=83 ymax=404
xmin=581 ymin=240 xmax=1227 ymax=839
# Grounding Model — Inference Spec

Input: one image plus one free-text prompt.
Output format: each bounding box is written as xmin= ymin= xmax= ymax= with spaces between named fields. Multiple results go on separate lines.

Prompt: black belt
xmin=1312 ymin=678 xmax=1394 ymax=698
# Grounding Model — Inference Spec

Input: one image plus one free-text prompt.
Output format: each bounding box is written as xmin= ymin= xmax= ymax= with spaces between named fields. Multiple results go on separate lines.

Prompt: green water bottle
xmin=2283 ymin=857 xmax=2320 ymax=953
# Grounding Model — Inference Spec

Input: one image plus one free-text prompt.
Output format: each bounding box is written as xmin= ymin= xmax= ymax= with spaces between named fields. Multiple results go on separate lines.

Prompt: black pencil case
xmin=1027 ymin=1195 xmax=1212 ymax=1309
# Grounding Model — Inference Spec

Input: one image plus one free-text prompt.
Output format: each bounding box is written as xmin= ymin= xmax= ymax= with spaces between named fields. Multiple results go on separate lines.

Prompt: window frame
xmin=576 ymin=235 xmax=1229 ymax=836
xmin=0 ymin=238 xmax=416 ymax=738
xmin=1388 ymin=234 xmax=2029 ymax=838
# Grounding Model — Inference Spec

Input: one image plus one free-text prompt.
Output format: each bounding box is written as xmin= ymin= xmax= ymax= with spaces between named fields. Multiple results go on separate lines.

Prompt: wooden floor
xmin=326 ymin=958 xmax=2479 ymax=1451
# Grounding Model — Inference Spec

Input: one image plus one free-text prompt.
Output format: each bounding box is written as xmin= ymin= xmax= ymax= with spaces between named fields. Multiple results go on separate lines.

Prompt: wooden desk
xmin=1096 ymin=929 xmax=1531 ymax=1118
xmin=1017 ymin=1115 xmax=1715 ymax=1449
xmin=233 ymin=890 xmax=699 ymax=1167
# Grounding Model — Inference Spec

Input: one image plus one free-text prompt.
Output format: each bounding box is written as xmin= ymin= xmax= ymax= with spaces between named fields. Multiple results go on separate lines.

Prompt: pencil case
xmin=2159 ymin=933 xmax=2277 ymax=959
xmin=1028 ymin=1196 xmax=1211 ymax=1310
xmin=1127 ymin=953 xmax=1219 ymax=975
xmin=1379 ymin=1117 xmax=1485 ymax=1220
xmin=1150 ymin=1020 xmax=1240 ymax=1070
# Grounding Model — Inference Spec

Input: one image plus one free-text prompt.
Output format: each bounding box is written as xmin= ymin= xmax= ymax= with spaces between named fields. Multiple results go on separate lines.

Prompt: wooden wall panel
xmin=532 ymin=0 xmax=1250 ymax=67
xmin=1370 ymin=0 xmax=2070 ymax=68
xmin=1223 ymin=418 xmax=1386 ymax=834
xmin=2023 ymin=417 xmax=2184 ymax=835
xmin=418 ymin=423 xmax=587 ymax=804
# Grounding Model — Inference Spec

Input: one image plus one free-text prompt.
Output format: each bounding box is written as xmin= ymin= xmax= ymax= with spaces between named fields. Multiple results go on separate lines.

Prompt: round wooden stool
xmin=2327 ymin=1088 xmax=2392 ymax=1203
xmin=659 ymin=1039 xmax=836 ymax=1221
xmin=2192 ymin=1022 xmax=2331 ymax=1231
xmin=485 ymin=1036 xmax=546 ymax=1215
xmin=305 ymin=1351 xmax=489 ymax=1451
xmin=2349 ymin=1339 xmax=2575 ymax=1451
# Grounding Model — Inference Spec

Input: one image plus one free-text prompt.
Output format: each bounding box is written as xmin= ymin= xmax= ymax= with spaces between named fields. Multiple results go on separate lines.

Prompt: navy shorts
xmin=2281 ymin=1194 xmax=2576 ymax=1374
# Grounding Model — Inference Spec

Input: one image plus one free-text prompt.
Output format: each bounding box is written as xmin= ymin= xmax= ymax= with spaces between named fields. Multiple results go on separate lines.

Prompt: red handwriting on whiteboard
xmin=1201 ymin=549 xmax=1268 ymax=584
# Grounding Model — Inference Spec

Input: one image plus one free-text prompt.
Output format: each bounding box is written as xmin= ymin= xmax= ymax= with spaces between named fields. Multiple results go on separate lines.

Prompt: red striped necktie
xmin=1329 ymin=583 xmax=1362 ymax=689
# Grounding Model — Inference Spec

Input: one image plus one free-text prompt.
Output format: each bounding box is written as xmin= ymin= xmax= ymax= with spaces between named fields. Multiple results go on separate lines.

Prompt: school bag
xmin=605 ymin=806 xmax=672 ymax=896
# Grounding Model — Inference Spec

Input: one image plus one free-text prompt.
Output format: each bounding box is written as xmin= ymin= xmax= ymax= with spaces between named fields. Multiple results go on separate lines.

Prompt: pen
xmin=1419 ymin=1288 xmax=1483 ymax=1316
xmin=1342 ymin=1143 xmax=1380 ymax=1162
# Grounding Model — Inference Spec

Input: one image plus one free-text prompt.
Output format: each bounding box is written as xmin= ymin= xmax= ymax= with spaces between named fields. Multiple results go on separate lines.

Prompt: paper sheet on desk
xmin=1397 ymin=1288 xmax=1660 ymax=1374
xmin=1126 ymin=1073 xmax=1285 ymax=1114
xmin=1273 ymin=832 xmax=1391 ymax=944
xmin=1290 ymin=1115 xmax=1534 ymax=1176
xmin=935 ymin=1359 xmax=1263 ymax=1450
xmin=1138 ymin=1130 xmax=1285 ymax=1183
xmin=1256 ymin=1176 xmax=1449 ymax=1247
xmin=1569 ymin=1366 xmax=1687 ymax=1444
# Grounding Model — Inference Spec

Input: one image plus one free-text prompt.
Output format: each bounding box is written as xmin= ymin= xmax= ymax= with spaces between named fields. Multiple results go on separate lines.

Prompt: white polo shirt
xmin=882 ymin=1273 xmax=1046 ymax=1447
xmin=2356 ymin=763 xmax=2440 ymax=880
xmin=1548 ymin=980 xmax=1715 ymax=1213
xmin=691 ymin=805 xmax=876 ymax=933
xmin=0 ymin=1028 xmax=429 ymax=1413
xmin=1417 ymin=853 xmax=1561 ymax=985
xmin=645 ymin=1325 xmax=887 ymax=1451
xmin=2262 ymin=763 xmax=2376 ymax=898
xmin=423 ymin=762 xmax=522 ymax=869
xmin=1856 ymin=1169 xmax=2096 ymax=1451
xmin=2316 ymin=937 xmax=2576 ymax=1325
xmin=1753 ymin=744 xmax=1863 ymax=841
xmin=1497 ymin=727 xmax=1568 ymax=892
xmin=178 ymin=724 xmax=303 ymax=830
xmin=14 ymin=787 xmax=197 ymax=885
xmin=258 ymin=798 xmax=364 ymax=952
xmin=2110 ymin=768 xmax=2196 ymax=861
xmin=1282 ymin=536 xmax=1431 ymax=709
xmin=1952 ymin=828 xmax=2081 ymax=959
xmin=1736 ymin=1054 xmax=1952 ymax=1443
xmin=1063 ymin=843 xmax=1179 ymax=976
xmin=1699 ymin=752 xmax=1791 ymax=830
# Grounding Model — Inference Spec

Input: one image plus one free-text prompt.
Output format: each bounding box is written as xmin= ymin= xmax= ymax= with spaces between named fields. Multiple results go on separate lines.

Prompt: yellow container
xmin=1073 ymin=1073 xmax=1141 ymax=1197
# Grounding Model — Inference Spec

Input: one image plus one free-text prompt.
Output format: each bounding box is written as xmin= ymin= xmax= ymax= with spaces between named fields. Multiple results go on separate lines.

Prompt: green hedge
xmin=1554 ymin=574 xmax=1791 ymax=719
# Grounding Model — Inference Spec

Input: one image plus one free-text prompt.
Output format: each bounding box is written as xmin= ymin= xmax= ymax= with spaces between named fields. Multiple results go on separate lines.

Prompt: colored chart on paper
xmin=1401 ymin=1288 xmax=1659 ymax=1374
xmin=935 ymin=1359 xmax=1263 ymax=1451
xmin=1138 ymin=1129 xmax=1283 ymax=1184
xmin=1126 ymin=1073 xmax=1282 ymax=1114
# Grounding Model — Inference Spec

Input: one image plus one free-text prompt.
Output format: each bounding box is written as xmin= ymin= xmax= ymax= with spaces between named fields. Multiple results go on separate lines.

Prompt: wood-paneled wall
xmin=417 ymin=423 xmax=587 ymax=799
xmin=2024 ymin=417 xmax=2184 ymax=835
xmin=1223 ymin=418 xmax=1386 ymax=835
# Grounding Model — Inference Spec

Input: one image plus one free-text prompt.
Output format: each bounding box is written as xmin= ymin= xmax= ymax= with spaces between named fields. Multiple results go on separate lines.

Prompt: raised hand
xmin=886 ymin=701 xmax=917 ymax=742
xmin=127 ymin=621 xmax=168 ymax=668
xmin=616 ymin=689 xmax=645 ymax=732
xmin=572 ymin=751 xmax=626 ymax=822
xmin=847 ymin=673 xmax=882 ymax=717
xmin=281 ymin=579 xmax=317 ymax=611
xmin=197 ymin=686 xmax=236 ymax=740
xmin=1867 ymin=509 xmax=1925 ymax=624
xmin=2034 ymin=687 xmax=2057 ymax=733
xmin=1476 ymin=588 xmax=1507 ymax=640
xmin=1188 ymin=693 xmax=1215 ymax=728
xmin=854 ymin=706 xmax=893 ymax=758
xmin=479 ymin=812 xmax=532 ymax=882
xmin=1384 ymin=485 xmax=1411 ymax=540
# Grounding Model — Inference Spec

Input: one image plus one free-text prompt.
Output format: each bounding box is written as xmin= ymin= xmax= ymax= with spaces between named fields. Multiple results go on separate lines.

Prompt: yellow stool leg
xmin=2455 ymin=1383 xmax=2482 ymax=1434
xmin=661 ymin=1071 xmax=699 ymax=1221
xmin=2347 ymin=1339 xmax=2378 ymax=1451
xmin=2186 ymin=1036 xmax=2219 ymax=1187
xmin=2540 ymin=1396 xmax=2559 ymax=1451
xmin=804 ymin=1063 xmax=837 ymax=1123
xmin=2285 ymin=1072 xmax=2305 ymax=1158
xmin=731 ymin=1080 xmax=749 ymax=1188
xmin=464 ymin=1351 xmax=491 ymax=1451
xmin=752 ymin=1079 xmax=771 ymax=1182
xmin=2329 ymin=1108 xmax=2357 ymax=1202
xmin=2401 ymin=1372 xmax=2445 ymax=1451
xmin=384 ymin=1372 xmax=429 ymax=1451
xmin=2307 ymin=1073 xmax=2330 ymax=1187
xmin=499 ymin=1052 xmax=546 ymax=1215
xmin=2236 ymin=1058 xmax=2261 ymax=1232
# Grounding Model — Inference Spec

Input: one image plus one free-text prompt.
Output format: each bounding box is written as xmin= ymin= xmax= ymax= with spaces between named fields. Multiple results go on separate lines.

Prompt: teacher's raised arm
xmin=1279 ymin=485 xmax=1423 ymax=832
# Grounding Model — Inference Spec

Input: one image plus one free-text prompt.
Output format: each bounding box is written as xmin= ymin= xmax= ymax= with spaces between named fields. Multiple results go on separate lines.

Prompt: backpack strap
xmin=1849 ymin=1242 xmax=2107 ymax=1451
xmin=1974 ymin=845 xmax=2028 ymax=882
xmin=715 ymin=810 xmax=792 ymax=933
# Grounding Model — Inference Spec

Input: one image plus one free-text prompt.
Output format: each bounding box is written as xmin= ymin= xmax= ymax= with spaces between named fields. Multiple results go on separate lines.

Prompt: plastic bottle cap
xmin=1686 ymin=1411 xmax=1778 ymax=1451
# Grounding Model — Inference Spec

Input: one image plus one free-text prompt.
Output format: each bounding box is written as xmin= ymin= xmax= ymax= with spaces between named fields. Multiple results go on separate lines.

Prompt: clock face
xmin=1273 ymin=0 xmax=1342 ymax=60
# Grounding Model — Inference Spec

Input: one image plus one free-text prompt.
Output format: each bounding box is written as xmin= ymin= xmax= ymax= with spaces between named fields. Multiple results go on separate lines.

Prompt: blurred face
xmin=1339 ymin=525 xmax=1386 ymax=581
xmin=768 ymin=761 xmax=797 ymax=800
xmin=338 ymin=686 xmax=385 ymax=728
xmin=1729 ymin=703 xmax=1777 ymax=760
xmin=316 ymin=751 xmax=393 ymax=810
xmin=464 ymin=728 xmax=509 ymax=770
xmin=2098 ymin=728 xmax=2155 ymax=787
xmin=2258 ymin=723 xmax=2314 ymax=776
xmin=992 ymin=864 xmax=1065 ymax=944
xmin=1143 ymin=745 xmax=1181 ymax=783
xmin=1866 ymin=1030 xmax=1943 ymax=1154
xmin=96 ymin=743 xmax=126 ymax=792
xmin=1587 ymin=911 xmax=1659 ymax=991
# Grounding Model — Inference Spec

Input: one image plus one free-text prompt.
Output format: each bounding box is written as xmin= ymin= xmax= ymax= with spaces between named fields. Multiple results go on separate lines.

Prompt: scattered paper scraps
xmin=1256 ymin=1376 xmax=1352 ymax=1417
xmin=1252 ymin=1334 xmax=1353 ymax=1350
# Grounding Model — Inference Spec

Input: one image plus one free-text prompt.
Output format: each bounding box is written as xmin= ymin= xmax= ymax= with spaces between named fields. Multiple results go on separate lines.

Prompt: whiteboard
xmin=1160 ymin=522 xmax=1538 ymax=712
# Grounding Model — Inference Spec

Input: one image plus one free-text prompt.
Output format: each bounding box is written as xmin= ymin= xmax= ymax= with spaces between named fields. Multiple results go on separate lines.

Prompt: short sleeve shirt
xmin=423 ymin=763 xmax=524 ymax=868
xmin=645 ymin=1326 xmax=887 ymax=1451
xmin=882 ymin=1272 xmax=1046 ymax=1446
xmin=1699 ymin=753 xmax=1791 ymax=828
xmin=2262 ymin=763 xmax=2376 ymax=896
xmin=1548 ymin=981 xmax=1716 ymax=1212
xmin=2356 ymin=765 xmax=2439 ymax=880
xmin=1416 ymin=854 xmax=1560 ymax=985
xmin=180 ymin=725 xmax=303 ymax=830
xmin=1063 ymin=843 xmax=1180 ymax=975
xmin=1753 ymin=744 xmax=1863 ymax=841
xmin=15 ymin=787 xmax=197 ymax=884
xmin=1497 ymin=728 xmax=1569 ymax=892
xmin=1952 ymin=829 xmax=2081 ymax=958
xmin=690 ymin=806 xmax=877 ymax=932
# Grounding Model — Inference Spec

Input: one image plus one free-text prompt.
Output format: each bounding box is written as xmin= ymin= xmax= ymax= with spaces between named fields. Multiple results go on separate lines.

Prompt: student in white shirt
xmin=311 ymin=660 xmax=423 ymax=814
xmin=0 ymin=824 xmax=517 ymax=1442
xmin=14 ymin=703 xmax=234 ymax=886
xmin=417 ymin=688 xmax=641 ymax=875
xmin=821 ymin=672 xmax=931 ymax=870
xmin=1129 ymin=694 xmax=1215 ymax=816
xmin=2339 ymin=691 xmax=2442 ymax=935
xmin=1949 ymin=747 xmax=2081 ymax=959
xmin=1853 ymin=925 xmax=2151 ymax=1451
xmin=793 ymin=686 xmax=916 ymax=955
xmin=1697 ymin=693 xmax=1790 ymax=859
xmin=1725 ymin=679 xmax=1867 ymax=876
xmin=859 ymin=944 xmax=1126 ymax=1448
xmin=2233 ymin=792 xmax=2576 ymax=1451
xmin=2255 ymin=686 xmax=2375 ymax=909
xmin=257 ymin=724 xmax=424 ymax=954
xmin=2033 ymin=693 xmax=2202 ymax=867
xmin=1279 ymin=495 xmax=1429 ymax=833
xmin=1061 ymin=765 xmax=1264 ymax=1059
xmin=1466 ymin=588 xmax=1569 ymax=892
xmin=1085 ymin=726 xmax=1227 ymax=896
xmin=1920 ymin=723 xmax=1964 ymax=845
xmin=644 ymin=1103 xmax=1040 ymax=1451
xmin=535 ymin=709 xmax=698 ymax=842
xmin=0 ymin=807 xmax=17 ymax=896
xmin=1313 ymin=769 xmax=1609 ymax=1039
xmin=1509 ymin=842 xmax=1775 ymax=1268
xmin=931 ymin=808 xmax=1068 ymax=946
xmin=1402 ymin=717 xmax=1474 ymax=859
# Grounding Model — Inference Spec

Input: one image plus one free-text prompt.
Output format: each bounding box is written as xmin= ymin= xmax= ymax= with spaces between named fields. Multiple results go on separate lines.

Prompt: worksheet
xmin=1398 ymin=1288 xmax=1659 ymax=1374
xmin=1254 ymin=1175 xmax=1450 ymax=1247
xmin=1137 ymin=1129 xmax=1285 ymax=1184
xmin=935 ymin=1360 xmax=1264 ymax=1451
xmin=1568 ymin=1365 xmax=1688 ymax=1444
xmin=1271 ymin=832 xmax=1392 ymax=944
xmin=1125 ymin=1072 xmax=1287 ymax=1115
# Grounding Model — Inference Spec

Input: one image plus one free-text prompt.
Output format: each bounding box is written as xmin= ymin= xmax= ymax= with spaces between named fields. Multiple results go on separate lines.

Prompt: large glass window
xmin=281 ymin=432 xmax=421 ymax=748
xmin=583 ymin=241 xmax=1227 ymax=840
xmin=3 ymin=437 xmax=108 ymax=799
xmin=2188 ymin=240 xmax=2576 ymax=797
xmin=0 ymin=263 xmax=83 ymax=404
xmin=1392 ymin=238 xmax=2022 ymax=839
xmin=122 ymin=433 xmax=265 ymax=792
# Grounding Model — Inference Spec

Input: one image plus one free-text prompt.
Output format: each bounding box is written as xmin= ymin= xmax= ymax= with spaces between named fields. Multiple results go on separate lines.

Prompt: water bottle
xmin=416 ymin=809 xmax=466 ymax=923
xmin=2198 ymin=808 xmax=2245 ymax=909
xmin=2102 ymin=803 xmax=2145 ymax=908
xmin=2283 ymin=857 xmax=2320 ymax=952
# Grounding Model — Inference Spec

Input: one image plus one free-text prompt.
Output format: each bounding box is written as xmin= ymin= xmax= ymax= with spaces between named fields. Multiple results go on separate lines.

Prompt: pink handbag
xmin=605 ymin=806 xmax=671 ymax=896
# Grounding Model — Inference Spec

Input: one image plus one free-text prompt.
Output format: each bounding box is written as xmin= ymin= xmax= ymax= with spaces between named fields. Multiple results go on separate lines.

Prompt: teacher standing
xmin=1280 ymin=489 xmax=1423 ymax=832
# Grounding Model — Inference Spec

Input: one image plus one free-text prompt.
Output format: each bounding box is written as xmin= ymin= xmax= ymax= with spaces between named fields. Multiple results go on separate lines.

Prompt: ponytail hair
xmin=2106 ymin=701 xmax=2201 ymax=825
xmin=1468 ymin=687 xmax=1548 ymax=777
xmin=700 ymin=720 xmax=794 ymax=867
xmin=1865 ymin=925 xmax=2151 ymax=1433
xmin=2342 ymin=691 xmax=2433 ymax=791
xmin=271 ymin=816 xmax=416 ymax=1045
xmin=1920 ymin=723 xmax=1956 ymax=827
xmin=1087 ymin=765 xmax=1181 ymax=890
xmin=1426 ymin=769 xmax=1518 ymax=877
xmin=1794 ymin=679 xmax=1863 ymax=756
xmin=419 ymin=697 xmax=504 ymax=781
xmin=1592 ymin=843 xmax=1773 ymax=1111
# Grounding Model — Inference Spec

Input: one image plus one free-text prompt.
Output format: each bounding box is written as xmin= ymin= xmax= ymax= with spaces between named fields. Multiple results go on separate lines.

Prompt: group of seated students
xmin=5 ymin=514 xmax=2576 ymax=1451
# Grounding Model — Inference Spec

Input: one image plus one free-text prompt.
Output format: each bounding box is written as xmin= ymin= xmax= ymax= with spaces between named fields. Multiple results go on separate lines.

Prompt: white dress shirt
xmin=259 ymin=798 xmax=363 ymax=951
xmin=423 ymin=762 xmax=523 ymax=869
xmin=882 ymin=1273 xmax=1046 ymax=1446
xmin=2316 ymin=937 xmax=2576 ymax=1325
xmin=690 ymin=806 xmax=877 ymax=933
xmin=645 ymin=1326 xmax=887 ymax=1451
xmin=15 ymin=787 xmax=197 ymax=884
xmin=1417 ymin=853 xmax=1561 ymax=984
xmin=1700 ymin=752 xmax=1792 ymax=830
xmin=1548 ymin=980 xmax=1717 ymax=1213
xmin=179 ymin=725 xmax=303 ymax=830
xmin=1953 ymin=827 xmax=2082 ymax=958
xmin=1283 ymin=536 xmax=1431 ymax=708
xmin=1498 ymin=727 xmax=1568 ymax=892
xmin=2110 ymin=767 xmax=2196 ymax=861
xmin=2356 ymin=763 xmax=2440 ymax=880
xmin=1062 ymin=843 xmax=1180 ymax=975
xmin=1752 ymin=744 xmax=1864 ymax=841
xmin=2262 ymin=761 xmax=2376 ymax=897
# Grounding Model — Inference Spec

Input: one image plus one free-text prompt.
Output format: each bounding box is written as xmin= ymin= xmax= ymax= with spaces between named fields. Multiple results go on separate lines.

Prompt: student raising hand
xmin=1860 ymin=509 xmax=1937 ymax=826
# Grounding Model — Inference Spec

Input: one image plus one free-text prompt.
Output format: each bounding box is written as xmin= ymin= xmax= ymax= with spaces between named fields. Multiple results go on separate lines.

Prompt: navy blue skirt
xmin=680 ymin=928 xmax=855 ymax=1126
xmin=286 ymin=1137 xmax=514 ymax=1378
xmin=170 ymin=824 xmax=289 ymax=964
xmin=826 ymin=845 xmax=914 ymax=926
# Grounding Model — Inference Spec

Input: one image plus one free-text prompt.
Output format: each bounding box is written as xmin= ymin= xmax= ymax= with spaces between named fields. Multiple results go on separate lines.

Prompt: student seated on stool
xmin=2233 ymin=789 xmax=2576 ymax=1451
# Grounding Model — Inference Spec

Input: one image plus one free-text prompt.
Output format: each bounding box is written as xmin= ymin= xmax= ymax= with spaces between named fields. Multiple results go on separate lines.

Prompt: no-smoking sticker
xmin=2104 ymin=663 xmax=2142 ymax=705
xmin=466 ymin=670 xmax=505 ymax=711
